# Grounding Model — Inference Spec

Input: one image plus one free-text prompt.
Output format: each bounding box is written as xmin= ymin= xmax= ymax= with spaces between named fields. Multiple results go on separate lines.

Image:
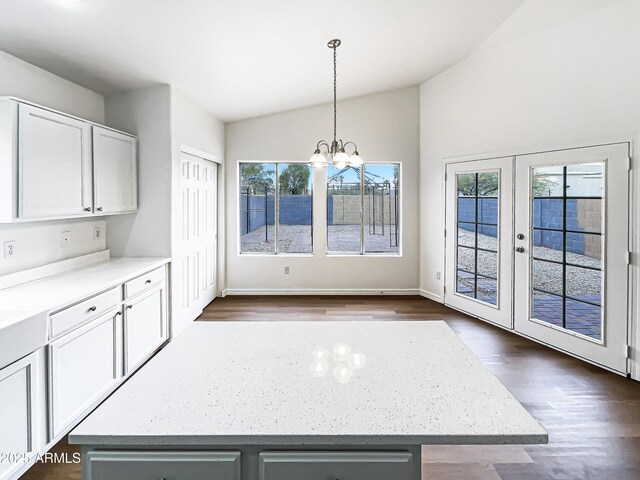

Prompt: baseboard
xmin=419 ymin=289 xmax=443 ymax=303
xmin=222 ymin=288 xmax=421 ymax=296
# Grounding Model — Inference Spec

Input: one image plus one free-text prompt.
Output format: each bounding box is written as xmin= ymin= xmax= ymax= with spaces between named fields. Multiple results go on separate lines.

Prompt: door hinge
xmin=627 ymin=156 xmax=632 ymax=171
xmin=626 ymin=251 xmax=632 ymax=265
xmin=443 ymin=285 xmax=447 ymax=294
xmin=444 ymin=229 xmax=447 ymax=237
xmin=625 ymin=344 xmax=631 ymax=359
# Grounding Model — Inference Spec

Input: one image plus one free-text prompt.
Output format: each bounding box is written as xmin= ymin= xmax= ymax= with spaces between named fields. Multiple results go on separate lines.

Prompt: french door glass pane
xmin=529 ymin=163 xmax=604 ymax=340
xmin=277 ymin=164 xmax=313 ymax=254
xmin=455 ymin=170 xmax=499 ymax=306
xmin=239 ymin=163 xmax=276 ymax=254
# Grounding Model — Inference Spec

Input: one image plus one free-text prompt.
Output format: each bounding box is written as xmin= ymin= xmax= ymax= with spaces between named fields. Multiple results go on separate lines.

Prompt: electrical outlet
xmin=3 ymin=240 xmax=15 ymax=258
xmin=284 ymin=266 xmax=290 ymax=275
xmin=93 ymin=226 xmax=102 ymax=241
xmin=435 ymin=271 xmax=441 ymax=280
xmin=60 ymin=231 xmax=71 ymax=249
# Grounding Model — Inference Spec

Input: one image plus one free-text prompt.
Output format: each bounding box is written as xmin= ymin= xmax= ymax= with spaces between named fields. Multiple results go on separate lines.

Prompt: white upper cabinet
xmin=0 ymin=98 xmax=138 ymax=223
xmin=19 ymin=104 xmax=93 ymax=219
xmin=93 ymin=126 xmax=137 ymax=214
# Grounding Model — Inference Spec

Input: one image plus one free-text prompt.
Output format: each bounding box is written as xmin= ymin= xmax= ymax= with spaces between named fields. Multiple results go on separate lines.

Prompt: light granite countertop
xmin=0 ymin=257 xmax=170 ymax=314
xmin=70 ymin=321 xmax=547 ymax=446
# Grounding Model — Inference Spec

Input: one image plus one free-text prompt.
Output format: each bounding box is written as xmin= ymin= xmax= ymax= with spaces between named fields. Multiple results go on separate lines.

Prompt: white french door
xmin=445 ymin=157 xmax=514 ymax=329
xmin=179 ymin=152 xmax=218 ymax=322
xmin=514 ymin=144 xmax=629 ymax=373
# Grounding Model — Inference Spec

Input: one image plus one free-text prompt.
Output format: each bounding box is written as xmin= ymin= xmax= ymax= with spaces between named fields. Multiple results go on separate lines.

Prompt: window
xmin=239 ymin=163 xmax=313 ymax=254
xmin=327 ymin=163 xmax=400 ymax=255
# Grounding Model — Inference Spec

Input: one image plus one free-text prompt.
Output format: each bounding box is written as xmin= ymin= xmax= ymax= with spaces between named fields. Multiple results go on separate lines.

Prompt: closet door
xmin=445 ymin=157 xmax=514 ymax=329
xmin=513 ymin=143 xmax=629 ymax=373
xmin=18 ymin=104 xmax=92 ymax=219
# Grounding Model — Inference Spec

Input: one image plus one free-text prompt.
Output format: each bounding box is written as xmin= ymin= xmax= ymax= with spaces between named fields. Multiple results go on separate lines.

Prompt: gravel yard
xmin=457 ymin=229 xmax=601 ymax=298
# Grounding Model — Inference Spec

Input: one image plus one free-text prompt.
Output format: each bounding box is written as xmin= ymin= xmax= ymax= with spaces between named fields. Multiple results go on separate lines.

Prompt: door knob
xmin=515 ymin=247 xmax=525 ymax=253
xmin=517 ymin=233 xmax=525 ymax=240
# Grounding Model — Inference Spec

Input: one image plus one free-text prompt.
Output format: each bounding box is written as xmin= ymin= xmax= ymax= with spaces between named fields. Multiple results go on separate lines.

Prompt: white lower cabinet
xmin=86 ymin=451 xmax=241 ymax=480
xmin=259 ymin=451 xmax=415 ymax=480
xmin=0 ymin=349 xmax=46 ymax=480
xmin=124 ymin=285 xmax=167 ymax=374
xmin=49 ymin=309 xmax=123 ymax=439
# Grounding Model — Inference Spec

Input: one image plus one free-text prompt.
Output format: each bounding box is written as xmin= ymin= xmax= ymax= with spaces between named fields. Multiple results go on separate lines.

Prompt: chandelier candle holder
xmin=308 ymin=39 xmax=362 ymax=169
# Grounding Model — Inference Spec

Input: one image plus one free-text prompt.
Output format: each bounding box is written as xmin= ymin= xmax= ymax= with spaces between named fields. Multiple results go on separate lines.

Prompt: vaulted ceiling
xmin=0 ymin=0 xmax=533 ymax=120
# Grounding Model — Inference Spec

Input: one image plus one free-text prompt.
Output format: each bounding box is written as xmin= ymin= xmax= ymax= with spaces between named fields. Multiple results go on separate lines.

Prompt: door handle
xmin=515 ymin=247 xmax=525 ymax=253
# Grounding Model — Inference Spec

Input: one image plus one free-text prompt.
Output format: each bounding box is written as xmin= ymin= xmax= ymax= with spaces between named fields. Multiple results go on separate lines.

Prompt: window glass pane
xmin=532 ymin=291 xmax=563 ymax=327
xmin=239 ymin=163 xmax=275 ymax=254
xmin=566 ymin=163 xmax=603 ymax=197
xmin=457 ymin=223 xmax=476 ymax=247
xmin=532 ymin=166 xmax=563 ymax=197
xmin=364 ymin=164 xmax=400 ymax=254
xmin=457 ymin=246 xmax=475 ymax=274
xmin=566 ymin=265 xmax=602 ymax=306
xmin=532 ymin=229 xmax=564 ymax=261
xmin=477 ymin=171 xmax=499 ymax=197
xmin=533 ymin=199 xmax=564 ymax=229
xmin=457 ymin=197 xmax=475 ymax=222
xmin=278 ymin=164 xmax=313 ymax=254
xmin=327 ymin=165 xmax=361 ymax=254
xmin=457 ymin=270 xmax=475 ymax=298
xmin=457 ymin=173 xmax=476 ymax=196
xmin=568 ymin=198 xmax=602 ymax=234
xmin=567 ymin=233 xmax=602 ymax=267
xmin=532 ymin=259 xmax=563 ymax=296
xmin=565 ymin=299 xmax=602 ymax=338
xmin=477 ymin=276 xmax=497 ymax=305
xmin=477 ymin=250 xmax=497 ymax=279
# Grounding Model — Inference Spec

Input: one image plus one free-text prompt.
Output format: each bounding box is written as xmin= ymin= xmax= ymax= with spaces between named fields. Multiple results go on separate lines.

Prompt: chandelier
xmin=308 ymin=39 xmax=362 ymax=169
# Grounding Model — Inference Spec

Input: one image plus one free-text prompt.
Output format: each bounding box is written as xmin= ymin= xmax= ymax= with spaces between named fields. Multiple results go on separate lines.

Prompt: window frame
xmin=326 ymin=161 xmax=402 ymax=257
xmin=238 ymin=161 xmax=314 ymax=256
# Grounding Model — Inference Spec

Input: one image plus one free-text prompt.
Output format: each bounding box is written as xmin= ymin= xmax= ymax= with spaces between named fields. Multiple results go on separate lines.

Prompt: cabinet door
xmin=49 ymin=309 xmax=123 ymax=439
xmin=86 ymin=451 xmax=241 ymax=480
xmin=18 ymin=104 xmax=92 ymax=219
xmin=124 ymin=286 xmax=166 ymax=374
xmin=92 ymin=126 xmax=137 ymax=214
xmin=0 ymin=349 xmax=46 ymax=480
xmin=259 ymin=452 xmax=415 ymax=480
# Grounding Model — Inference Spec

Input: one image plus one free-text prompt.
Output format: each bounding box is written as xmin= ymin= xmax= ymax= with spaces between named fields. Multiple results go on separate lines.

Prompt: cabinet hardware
xmin=115 ymin=311 xmax=122 ymax=317
xmin=83 ymin=207 xmax=92 ymax=212
xmin=145 ymin=279 xmax=152 ymax=284
xmin=96 ymin=207 xmax=103 ymax=212
xmin=88 ymin=306 xmax=97 ymax=312
xmin=126 ymin=305 xmax=133 ymax=309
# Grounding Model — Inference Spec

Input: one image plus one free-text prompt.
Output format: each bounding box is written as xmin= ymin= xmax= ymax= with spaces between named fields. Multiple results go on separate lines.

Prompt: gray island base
xmin=70 ymin=321 xmax=547 ymax=480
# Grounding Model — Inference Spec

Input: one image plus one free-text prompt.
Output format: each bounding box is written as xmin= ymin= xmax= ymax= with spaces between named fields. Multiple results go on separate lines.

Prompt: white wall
xmin=225 ymin=86 xmax=420 ymax=293
xmin=0 ymin=50 xmax=104 ymax=123
xmin=104 ymin=85 xmax=173 ymax=259
xmin=170 ymin=89 xmax=225 ymax=335
xmin=0 ymin=50 xmax=107 ymax=276
xmin=419 ymin=0 xmax=640 ymax=299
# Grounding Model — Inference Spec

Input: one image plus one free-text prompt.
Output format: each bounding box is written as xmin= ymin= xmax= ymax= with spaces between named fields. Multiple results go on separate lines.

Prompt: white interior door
xmin=445 ymin=157 xmax=514 ymax=329
xmin=514 ymin=143 xmax=630 ymax=373
xmin=179 ymin=152 xmax=218 ymax=321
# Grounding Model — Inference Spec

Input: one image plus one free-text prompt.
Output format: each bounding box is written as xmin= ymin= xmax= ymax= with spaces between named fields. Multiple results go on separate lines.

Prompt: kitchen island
xmin=70 ymin=321 xmax=547 ymax=479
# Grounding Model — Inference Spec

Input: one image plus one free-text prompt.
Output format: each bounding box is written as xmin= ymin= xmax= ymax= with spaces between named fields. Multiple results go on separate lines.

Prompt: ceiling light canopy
xmin=309 ymin=39 xmax=361 ymax=169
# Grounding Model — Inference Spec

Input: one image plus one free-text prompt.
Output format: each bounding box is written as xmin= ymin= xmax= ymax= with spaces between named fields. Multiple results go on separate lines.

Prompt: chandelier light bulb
xmin=333 ymin=151 xmax=350 ymax=169
xmin=349 ymin=151 xmax=363 ymax=166
xmin=309 ymin=152 xmax=328 ymax=168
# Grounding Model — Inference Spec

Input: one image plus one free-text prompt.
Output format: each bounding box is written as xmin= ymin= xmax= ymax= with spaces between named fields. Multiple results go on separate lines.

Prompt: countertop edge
xmin=68 ymin=432 xmax=549 ymax=447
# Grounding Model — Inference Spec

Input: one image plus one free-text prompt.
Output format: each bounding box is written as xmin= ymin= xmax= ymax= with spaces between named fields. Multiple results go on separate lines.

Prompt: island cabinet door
xmin=86 ymin=451 xmax=241 ymax=480
xmin=49 ymin=309 xmax=123 ymax=439
xmin=259 ymin=451 xmax=416 ymax=480
xmin=124 ymin=285 xmax=166 ymax=374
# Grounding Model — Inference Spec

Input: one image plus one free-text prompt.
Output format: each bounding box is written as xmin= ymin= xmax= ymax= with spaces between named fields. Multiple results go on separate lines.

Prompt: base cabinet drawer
xmin=49 ymin=309 xmax=122 ymax=439
xmin=259 ymin=451 xmax=415 ymax=480
xmin=86 ymin=451 xmax=241 ymax=480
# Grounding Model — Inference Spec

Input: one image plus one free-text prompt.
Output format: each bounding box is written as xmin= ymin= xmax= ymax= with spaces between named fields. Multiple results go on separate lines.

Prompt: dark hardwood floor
xmin=23 ymin=295 xmax=640 ymax=480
